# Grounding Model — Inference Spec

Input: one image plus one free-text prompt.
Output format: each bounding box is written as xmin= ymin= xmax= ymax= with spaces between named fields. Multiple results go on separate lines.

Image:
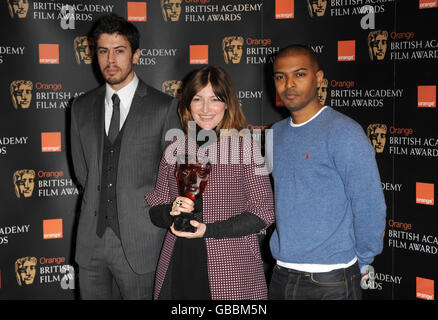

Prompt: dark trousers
xmin=78 ymin=228 xmax=154 ymax=300
xmin=269 ymin=262 xmax=362 ymax=300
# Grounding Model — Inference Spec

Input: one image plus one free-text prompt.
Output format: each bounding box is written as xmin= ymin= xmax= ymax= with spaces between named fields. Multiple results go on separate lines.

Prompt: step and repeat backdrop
xmin=0 ymin=0 xmax=437 ymax=300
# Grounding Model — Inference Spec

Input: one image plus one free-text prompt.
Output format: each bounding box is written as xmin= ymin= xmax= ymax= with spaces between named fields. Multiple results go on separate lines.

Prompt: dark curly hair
xmin=91 ymin=13 xmax=140 ymax=52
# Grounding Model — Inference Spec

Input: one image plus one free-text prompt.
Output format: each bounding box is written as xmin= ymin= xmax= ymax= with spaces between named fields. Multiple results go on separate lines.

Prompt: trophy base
xmin=173 ymin=212 xmax=196 ymax=233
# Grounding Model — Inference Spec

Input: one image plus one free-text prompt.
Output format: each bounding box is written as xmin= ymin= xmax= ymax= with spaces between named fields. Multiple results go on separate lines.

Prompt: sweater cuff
xmin=204 ymin=212 xmax=266 ymax=239
xmin=149 ymin=204 xmax=173 ymax=228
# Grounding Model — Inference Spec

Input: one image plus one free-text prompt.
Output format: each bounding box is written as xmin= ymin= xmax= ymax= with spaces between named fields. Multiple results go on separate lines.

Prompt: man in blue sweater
xmin=267 ymin=45 xmax=386 ymax=300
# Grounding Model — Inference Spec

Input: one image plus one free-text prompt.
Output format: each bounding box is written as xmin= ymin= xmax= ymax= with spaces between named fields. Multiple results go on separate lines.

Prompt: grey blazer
xmin=70 ymin=79 xmax=181 ymax=274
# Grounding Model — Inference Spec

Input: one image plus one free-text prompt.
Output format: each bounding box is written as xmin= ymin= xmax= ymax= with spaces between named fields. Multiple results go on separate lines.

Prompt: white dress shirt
xmin=104 ymin=73 xmax=139 ymax=134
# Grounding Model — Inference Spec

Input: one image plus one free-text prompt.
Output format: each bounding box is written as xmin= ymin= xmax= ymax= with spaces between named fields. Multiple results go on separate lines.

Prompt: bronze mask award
xmin=174 ymin=154 xmax=211 ymax=232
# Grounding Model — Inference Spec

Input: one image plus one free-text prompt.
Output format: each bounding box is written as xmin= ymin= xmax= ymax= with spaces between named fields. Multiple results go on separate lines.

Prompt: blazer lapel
xmin=120 ymin=80 xmax=148 ymax=145
xmin=93 ymin=87 xmax=105 ymax=178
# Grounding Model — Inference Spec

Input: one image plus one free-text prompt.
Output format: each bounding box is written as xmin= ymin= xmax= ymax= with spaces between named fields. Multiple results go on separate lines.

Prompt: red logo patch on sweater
xmin=305 ymin=153 xmax=309 ymax=160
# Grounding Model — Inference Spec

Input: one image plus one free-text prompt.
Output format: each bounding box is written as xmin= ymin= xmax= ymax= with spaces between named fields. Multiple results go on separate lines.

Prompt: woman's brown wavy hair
xmin=178 ymin=65 xmax=247 ymax=135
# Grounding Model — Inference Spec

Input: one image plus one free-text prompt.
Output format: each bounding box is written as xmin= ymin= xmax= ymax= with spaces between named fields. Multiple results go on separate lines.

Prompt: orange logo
xmin=41 ymin=132 xmax=61 ymax=152
xmin=418 ymin=85 xmax=436 ymax=108
xmin=43 ymin=219 xmax=63 ymax=240
xmin=275 ymin=0 xmax=294 ymax=19
xmin=419 ymin=0 xmax=438 ymax=9
xmin=338 ymin=40 xmax=356 ymax=61
xmin=39 ymin=44 xmax=59 ymax=64
xmin=190 ymin=45 xmax=208 ymax=64
xmin=127 ymin=2 xmax=147 ymax=22
xmin=416 ymin=277 xmax=434 ymax=300
xmin=416 ymin=182 xmax=434 ymax=206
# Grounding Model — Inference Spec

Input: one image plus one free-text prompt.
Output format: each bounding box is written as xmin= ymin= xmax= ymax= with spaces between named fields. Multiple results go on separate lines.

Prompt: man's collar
xmin=105 ymin=73 xmax=139 ymax=105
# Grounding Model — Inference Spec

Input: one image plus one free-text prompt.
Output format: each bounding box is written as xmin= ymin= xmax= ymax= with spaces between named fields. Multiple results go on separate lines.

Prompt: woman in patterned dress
xmin=145 ymin=65 xmax=274 ymax=300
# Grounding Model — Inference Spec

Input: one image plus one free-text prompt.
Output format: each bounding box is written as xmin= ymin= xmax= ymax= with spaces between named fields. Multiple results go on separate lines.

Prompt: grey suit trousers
xmin=78 ymin=228 xmax=154 ymax=300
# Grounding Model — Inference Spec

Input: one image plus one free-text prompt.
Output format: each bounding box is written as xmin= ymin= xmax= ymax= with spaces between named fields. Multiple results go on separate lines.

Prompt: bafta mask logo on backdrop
xmin=367 ymin=124 xmax=387 ymax=153
xmin=161 ymin=0 xmax=182 ymax=22
xmin=13 ymin=169 xmax=36 ymax=198
xmin=74 ymin=36 xmax=94 ymax=65
xmin=222 ymin=36 xmax=244 ymax=64
xmin=318 ymin=78 xmax=328 ymax=105
xmin=7 ymin=0 xmax=29 ymax=19
xmin=307 ymin=0 xmax=327 ymax=17
xmin=10 ymin=80 xmax=33 ymax=109
xmin=368 ymin=30 xmax=388 ymax=61
xmin=15 ymin=257 xmax=37 ymax=286
xmin=162 ymin=80 xmax=183 ymax=100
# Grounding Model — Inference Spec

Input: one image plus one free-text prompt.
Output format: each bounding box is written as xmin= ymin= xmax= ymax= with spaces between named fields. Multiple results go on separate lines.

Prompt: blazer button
xmin=97 ymin=185 xmax=101 ymax=191
xmin=94 ymin=211 xmax=97 ymax=216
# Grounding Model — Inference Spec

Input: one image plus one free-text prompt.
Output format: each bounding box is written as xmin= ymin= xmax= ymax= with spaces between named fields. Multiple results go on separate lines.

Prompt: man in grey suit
xmin=70 ymin=13 xmax=180 ymax=299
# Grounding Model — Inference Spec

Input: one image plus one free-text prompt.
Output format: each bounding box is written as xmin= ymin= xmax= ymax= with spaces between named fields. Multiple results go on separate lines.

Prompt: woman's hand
xmin=170 ymin=196 xmax=194 ymax=216
xmin=171 ymin=220 xmax=206 ymax=239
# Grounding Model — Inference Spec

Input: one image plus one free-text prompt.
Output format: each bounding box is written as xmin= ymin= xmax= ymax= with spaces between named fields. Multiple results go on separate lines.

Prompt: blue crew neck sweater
xmin=268 ymin=107 xmax=386 ymax=270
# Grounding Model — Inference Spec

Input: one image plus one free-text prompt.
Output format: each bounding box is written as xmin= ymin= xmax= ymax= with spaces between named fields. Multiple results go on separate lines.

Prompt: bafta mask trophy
xmin=174 ymin=154 xmax=211 ymax=232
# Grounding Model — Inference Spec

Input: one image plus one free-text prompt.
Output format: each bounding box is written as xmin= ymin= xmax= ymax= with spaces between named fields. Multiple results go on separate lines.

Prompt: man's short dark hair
xmin=92 ymin=13 xmax=140 ymax=52
xmin=275 ymin=44 xmax=320 ymax=70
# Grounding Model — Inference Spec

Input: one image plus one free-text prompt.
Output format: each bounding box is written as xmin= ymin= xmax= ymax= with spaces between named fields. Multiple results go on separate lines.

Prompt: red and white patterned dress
xmin=145 ymin=134 xmax=275 ymax=300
